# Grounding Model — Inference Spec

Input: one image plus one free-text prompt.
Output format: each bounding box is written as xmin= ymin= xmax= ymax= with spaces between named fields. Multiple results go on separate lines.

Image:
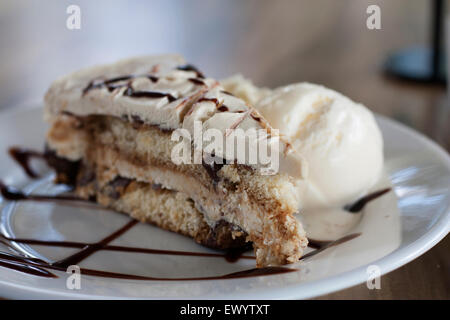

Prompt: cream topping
xmin=44 ymin=55 xmax=306 ymax=179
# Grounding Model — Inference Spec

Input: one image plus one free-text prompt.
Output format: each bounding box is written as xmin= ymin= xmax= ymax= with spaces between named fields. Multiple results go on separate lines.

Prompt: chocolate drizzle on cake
xmin=176 ymin=64 xmax=205 ymax=79
xmin=202 ymin=155 xmax=225 ymax=187
xmin=104 ymin=75 xmax=134 ymax=86
xmin=123 ymin=85 xmax=177 ymax=102
xmin=147 ymin=75 xmax=159 ymax=83
xmin=82 ymin=63 xmax=206 ymax=102
xmin=85 ymin=76 xmax=175 ymax=101
xmin=188 ymin=78 xmax=206 ymax=86
xmin=0 ymin=252 xmax=57 ymax=278
xmin=250 ymin=111 xmax=262 ymax=122
xmin=0 ymin=181 xmax=82 ymax=202
xmin=197 ymin=97 xmax=230 ymax=112
xmin=198 ymin=97 xmax=219 ymax=105
xmin=83 ymin=75 xmax=143 ymax=95
xmin=44 ymin=147 xmax=80 ymax=186
xmin=82 ymin=64 xmax=206 ymax=100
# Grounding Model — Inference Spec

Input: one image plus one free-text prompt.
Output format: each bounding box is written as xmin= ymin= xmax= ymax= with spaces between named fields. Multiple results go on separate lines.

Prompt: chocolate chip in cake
xmin=105 ymin=176 xmax=132 ymax=199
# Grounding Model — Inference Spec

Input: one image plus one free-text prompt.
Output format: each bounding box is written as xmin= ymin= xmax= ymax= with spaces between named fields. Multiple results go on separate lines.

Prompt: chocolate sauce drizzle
xmin=51 ymin=220 xmax=139 ymax=268
xmin=0 ymin=217 xmax=265 ymax=280
xmin=82 ymin=64 xmax=206 ymax=102
xmin=0 ymin=181 xmax=80 ymax=202
xmin=0 ymin=248 xmax=293 ymax=281
xmin=197 ymin=97 xmax=230 ymax=112
xmin=9 ymin=147 xmax=44 ymax=178
xmin=0 ymin=147 xmax=387 ymax=281
xmin=202 ymin=160 xmax=225 ymax=186
xmin=176 ymin=64 xmax=205 ymax=79
xmin=344 ymin=188 xmax=391 ymax=213
xmin=123 ymin=85 xmax=177 ymax=103
xmin=0 ymin=252 xmax=57 ymax=278
xmin=305 ymin=233 xmax=361 ymax=256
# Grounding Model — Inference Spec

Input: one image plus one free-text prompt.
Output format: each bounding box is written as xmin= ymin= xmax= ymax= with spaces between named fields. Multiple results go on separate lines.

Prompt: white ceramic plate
xmin=0 ymin=104 xmax=448 ymax=299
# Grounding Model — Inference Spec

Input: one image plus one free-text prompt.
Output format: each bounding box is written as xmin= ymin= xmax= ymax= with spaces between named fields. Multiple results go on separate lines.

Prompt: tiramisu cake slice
xmin=43 ymin=54 xmax=308 ymax=267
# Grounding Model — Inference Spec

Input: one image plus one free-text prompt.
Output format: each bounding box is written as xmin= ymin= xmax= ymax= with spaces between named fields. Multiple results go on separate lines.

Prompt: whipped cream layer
xmin=44 ymin=55 xmax=306 ymax=179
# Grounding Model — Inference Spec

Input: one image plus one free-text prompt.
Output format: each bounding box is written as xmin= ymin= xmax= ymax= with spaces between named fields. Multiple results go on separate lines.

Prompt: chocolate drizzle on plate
xmin=83 ymin=75 xmax=146 ymax=95
xmin=202 ymin=154 xmax=226 ymax=188
xmin=344 ymin=188 xmax=391 ymax=213
xmin=0 ymin=180 xmax=81 ymax=202
xmin=188 ymin=78 xmax=206 ymax=85
xmin=197 ymin=97 xmax=231 ymax=112
xmin=220 ymin=90 xmax=234 ymax=96
xmin=0 ymin=147 xmax=387 ymax=281
xmin=0 ymin=252 xmax=57 ymax=278
xmin=8 ymin=147 xmax=44 ymax=178
xmin=305 ymin=233 xmax=361 ymax=255
xmin=0 ymin=248 xmax=293 ymax=281
xmin=217 ymin=105 xmax=229 ymax=112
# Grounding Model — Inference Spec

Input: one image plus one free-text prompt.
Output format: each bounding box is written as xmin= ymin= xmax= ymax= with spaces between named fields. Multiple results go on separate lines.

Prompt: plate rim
xmin=0 ymin=105 xmax=448 ymax=299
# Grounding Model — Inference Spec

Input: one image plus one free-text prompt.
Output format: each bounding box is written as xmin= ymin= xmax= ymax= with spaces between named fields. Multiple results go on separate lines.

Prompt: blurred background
xmin=0 ymin=0 xmax=448 ymax=298
xmin=0 ymin=0 xmax=449 ymax=150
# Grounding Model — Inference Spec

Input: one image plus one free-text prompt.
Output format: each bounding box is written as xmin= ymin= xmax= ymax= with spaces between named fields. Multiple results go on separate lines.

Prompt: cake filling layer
xmin=75 ymin=165 xmax=249 ymax=250
xmin=45 ymin=113 xmax=308 ymax=266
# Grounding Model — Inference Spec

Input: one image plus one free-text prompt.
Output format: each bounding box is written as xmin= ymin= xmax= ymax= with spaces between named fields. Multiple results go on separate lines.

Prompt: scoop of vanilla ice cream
xmin=222 ymin=77 xmax=384 ymax=210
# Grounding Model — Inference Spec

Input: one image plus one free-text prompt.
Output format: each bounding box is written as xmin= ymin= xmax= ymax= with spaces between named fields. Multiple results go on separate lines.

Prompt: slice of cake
xmin=43 ymin=54 xmax=308 ymax=267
